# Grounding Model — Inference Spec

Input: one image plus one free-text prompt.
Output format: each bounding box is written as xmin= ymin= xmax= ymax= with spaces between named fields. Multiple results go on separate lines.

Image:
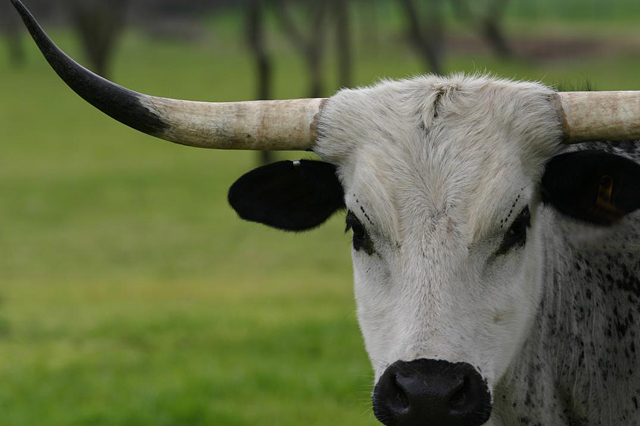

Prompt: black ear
xmin=228 ymin=160 xmax=345 ymax=231
xmin=541 ymin=150 xmax=640 ymax=226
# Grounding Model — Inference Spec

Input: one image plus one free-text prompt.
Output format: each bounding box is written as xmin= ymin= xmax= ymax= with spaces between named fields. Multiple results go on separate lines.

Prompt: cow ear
xmin=541 ymin=150 xmax=640 ymax=226
xmin=228 ymin=160 xmax=345 ymax=232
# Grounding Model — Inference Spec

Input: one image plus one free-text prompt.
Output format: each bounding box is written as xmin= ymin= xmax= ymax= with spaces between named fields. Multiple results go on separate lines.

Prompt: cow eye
xmin=496 ymin=207 xmax=531 ymax=256
xmin=346 ymin=211 xmax=374 ymax=254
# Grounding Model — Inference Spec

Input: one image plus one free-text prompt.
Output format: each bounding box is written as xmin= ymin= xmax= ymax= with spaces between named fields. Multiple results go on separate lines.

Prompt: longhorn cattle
xmin=11 ymin=1 xmax=640 ymax=425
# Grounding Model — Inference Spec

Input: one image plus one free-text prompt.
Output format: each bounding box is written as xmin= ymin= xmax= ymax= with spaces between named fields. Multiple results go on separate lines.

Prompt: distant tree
xmin=451 ymin=0 xmax=513 ymax=59
xmin=64 ymin=0 xmax=130 ymax=78
xmin=246 ymin=0 xmax=274 ymax=165
xmin=0 ymin=1 xmax=25 ymax=67
xmin=274 ymin=0 xmax=328 ymax=98
xmin=332 ymin=0 xmax=353 ymax=88
xmin=398 ymin=0 xmax=446 ymax=75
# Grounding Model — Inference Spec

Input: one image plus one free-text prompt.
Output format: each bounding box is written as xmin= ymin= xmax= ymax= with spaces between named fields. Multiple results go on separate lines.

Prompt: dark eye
xmin=346 ymin=211 xmax=374 ymax=254
xmin=496 ymin=207 xmax=531 ymax=256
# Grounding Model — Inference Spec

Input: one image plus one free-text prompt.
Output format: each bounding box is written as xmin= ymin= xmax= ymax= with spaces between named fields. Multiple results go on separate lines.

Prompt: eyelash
xmin=496 ymin=207 xmax=531 ymax=256
xmin=346 ymin=207 xmax=530 ymax=257
xmin=346 ymin=211 xmax=375 ymax=254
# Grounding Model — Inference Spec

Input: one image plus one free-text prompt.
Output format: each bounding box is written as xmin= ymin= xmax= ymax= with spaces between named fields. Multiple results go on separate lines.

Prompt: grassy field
xmin=1 ymin=6 xmax=640 ymax=425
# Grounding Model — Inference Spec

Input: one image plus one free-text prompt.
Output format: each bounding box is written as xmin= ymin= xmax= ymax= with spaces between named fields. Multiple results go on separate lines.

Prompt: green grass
xmin=1 ymin=10 xmax=640 ymax=425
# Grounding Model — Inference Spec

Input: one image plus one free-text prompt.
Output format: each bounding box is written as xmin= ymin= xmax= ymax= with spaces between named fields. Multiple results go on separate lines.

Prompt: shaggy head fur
xmin=316 ymin=75 xmax=563 ymax=385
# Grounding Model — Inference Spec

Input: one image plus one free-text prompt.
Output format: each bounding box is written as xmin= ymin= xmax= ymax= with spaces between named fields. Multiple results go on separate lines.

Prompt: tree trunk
xmin=451 ymin=0 xmax=513 ymax=59
xmin=481 ymin=0 xmax=513 ymax=59
xmin=65 ymin=0 xmax=130 ymax=79
xmin=275 ymin=0 xmax=327 ymax=98
xmin=481 ymin=18 xmax=512 ymax=59
xmin=307 ymin=1 xmax=327 ymax=97
xmin=398 ymin=0 xmax=445 ymax=75
xmin=247 ymin=0 xmax=274 ymax=165
xmin=5 ymin=19 xmax=25 ymax=67
xmin=1 ymin=2 xmax=25 ymax=67
xmin=307 ymin=48 xmax=323 ymax=98
xmin=333 ymin=0 xmax=352 ymax=88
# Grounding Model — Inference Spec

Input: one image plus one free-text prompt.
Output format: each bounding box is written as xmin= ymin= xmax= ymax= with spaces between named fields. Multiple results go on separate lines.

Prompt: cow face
xmin=314 ymin=77 xmax=564 ymax=426
xmin=229 ymin=76 xmax=640 ymax=426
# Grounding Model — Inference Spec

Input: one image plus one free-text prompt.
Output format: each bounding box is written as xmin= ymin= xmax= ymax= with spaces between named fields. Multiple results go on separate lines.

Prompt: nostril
xmin=374 ymin=360 xmax=492 ymax=426
xmin=448 ymin=375 xmax=470 ymax=410
xmin=390 ymin=373 xmax=410 ymax=413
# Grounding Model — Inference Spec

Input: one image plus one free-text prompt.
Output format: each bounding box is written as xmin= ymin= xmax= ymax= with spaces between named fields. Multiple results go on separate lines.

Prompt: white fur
xmin=315 ymin=75 xmax=640 ymax=425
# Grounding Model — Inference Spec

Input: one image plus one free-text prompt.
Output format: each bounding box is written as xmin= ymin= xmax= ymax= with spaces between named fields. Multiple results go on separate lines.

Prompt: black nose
xmin=373 ymin=359 xmax=492 ymax=426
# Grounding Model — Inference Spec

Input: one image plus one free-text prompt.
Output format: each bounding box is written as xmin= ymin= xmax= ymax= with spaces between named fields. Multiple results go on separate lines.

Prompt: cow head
xmin=13 ymin=1 xmax=640 ymax=424
xmin=229 ymin=76 xmax=640 ymax=425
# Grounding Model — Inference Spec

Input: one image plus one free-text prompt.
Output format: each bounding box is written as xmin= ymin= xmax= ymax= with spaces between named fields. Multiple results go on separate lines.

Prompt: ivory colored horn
xmin=556 ymin=91 xmax=640 ymax=143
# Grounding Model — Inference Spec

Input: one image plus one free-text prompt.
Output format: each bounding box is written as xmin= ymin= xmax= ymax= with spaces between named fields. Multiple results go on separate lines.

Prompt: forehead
xmin=315 ymin=75 xmax=563 ymax=242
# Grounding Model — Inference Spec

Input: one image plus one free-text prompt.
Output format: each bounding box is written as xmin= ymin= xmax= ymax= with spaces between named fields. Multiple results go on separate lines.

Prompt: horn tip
xmin=10 ymin=0 xmax=26 ymax=15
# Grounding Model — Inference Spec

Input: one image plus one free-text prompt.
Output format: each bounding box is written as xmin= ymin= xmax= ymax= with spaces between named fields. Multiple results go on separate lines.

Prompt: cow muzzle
xmin=373 ymin=359 xmax=492 ymax=426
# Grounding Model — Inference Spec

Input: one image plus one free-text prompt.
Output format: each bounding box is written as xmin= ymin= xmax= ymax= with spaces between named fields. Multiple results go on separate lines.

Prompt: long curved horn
xmin=556 ymin=91 xmax=640 ymax=144
xmin=11 ymin=0 xmax=325 ymax=151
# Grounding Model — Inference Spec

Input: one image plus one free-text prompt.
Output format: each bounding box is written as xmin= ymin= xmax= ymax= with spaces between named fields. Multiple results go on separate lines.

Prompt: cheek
xmin=352 ymin=253 xmax=399 ymax=369
xmin=490 ymin=243 xmax=544 ymax=321
xmin=352 ymin=246 xmax=394 ymax=303
xmin=479 ymin=249 xmax=543 ymax=379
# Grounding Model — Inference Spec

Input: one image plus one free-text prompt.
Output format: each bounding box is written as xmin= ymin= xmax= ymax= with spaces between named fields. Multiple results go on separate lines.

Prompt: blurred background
xmin=0 ymin=0 xmax=639 ymax=425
